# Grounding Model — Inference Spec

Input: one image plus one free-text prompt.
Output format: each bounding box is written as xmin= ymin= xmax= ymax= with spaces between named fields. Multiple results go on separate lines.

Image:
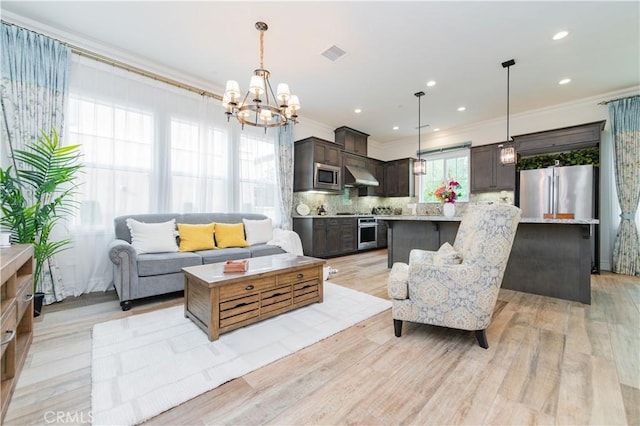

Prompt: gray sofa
xmin=108 ymin=213 xmax=285 ymax=311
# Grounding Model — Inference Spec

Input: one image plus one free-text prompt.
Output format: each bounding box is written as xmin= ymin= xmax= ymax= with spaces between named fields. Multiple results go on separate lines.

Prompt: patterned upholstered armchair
xmin=387 ymin=204 xmax=521 ymax=348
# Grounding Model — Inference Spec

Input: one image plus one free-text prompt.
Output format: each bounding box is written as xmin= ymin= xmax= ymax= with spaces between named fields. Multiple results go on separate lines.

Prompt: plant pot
xmin=34 ymin=292 xmax=45 ymax=317
xmin=443 ymin=203 xmax=456 ymax=218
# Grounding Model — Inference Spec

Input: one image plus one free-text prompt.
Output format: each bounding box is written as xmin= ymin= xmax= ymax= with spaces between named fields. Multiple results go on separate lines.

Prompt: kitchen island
xmin=378 ymin=214 xmax=599 ymax=304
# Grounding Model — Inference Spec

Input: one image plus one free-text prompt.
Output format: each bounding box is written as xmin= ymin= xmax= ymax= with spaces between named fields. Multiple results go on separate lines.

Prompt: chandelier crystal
xmin=222 ymin=22 xmax=300 ymax=129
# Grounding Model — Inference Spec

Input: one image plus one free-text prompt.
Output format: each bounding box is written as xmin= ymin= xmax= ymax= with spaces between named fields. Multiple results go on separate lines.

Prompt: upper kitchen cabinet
xmin=385 ymin=158 xmax=415 ymax=197
xmin=294 ymin=137 xmax=342 ymax=192
xmin=514 ymin=121 xmax=605 ymax=157
xmin=470 ymin=143 xmax=515 ymax=192
xmin=334 ymin=126 xmax=369 ymax=156
xmin=359 ymin=157 xmax=386 ymax=196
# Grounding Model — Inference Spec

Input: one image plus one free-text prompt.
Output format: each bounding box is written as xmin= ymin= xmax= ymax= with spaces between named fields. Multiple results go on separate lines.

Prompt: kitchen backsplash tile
xmin=293 ymin=190 xmax=514 ymax=216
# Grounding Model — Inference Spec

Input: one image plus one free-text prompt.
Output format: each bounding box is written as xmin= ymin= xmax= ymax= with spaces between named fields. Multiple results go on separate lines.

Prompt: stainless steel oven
xmin=358 ymin=217 xmax=378 ymax=250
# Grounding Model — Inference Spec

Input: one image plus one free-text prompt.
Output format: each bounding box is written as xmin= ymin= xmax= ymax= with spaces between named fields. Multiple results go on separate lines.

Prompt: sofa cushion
xmin=177 ymin=222 xmax=216 ymax=252
xmin=215 ymin=223 xmax=249 ymax=248
xmin=243 ymin=218 xmax=273 ymax=245
xmin=137 ymin=252 xmax=202 ymax=277
xmin=126 ymin=218 xmax=178 ymax=254
xmin=248 ymin=244 xmax=286 ymax=257
xmin=198 ymin=247 xmax=252 ymax=264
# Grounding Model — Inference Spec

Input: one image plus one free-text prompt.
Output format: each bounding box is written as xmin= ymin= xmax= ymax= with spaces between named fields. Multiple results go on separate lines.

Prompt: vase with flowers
xmin=430 ymin=179 xmax=462 ymax=217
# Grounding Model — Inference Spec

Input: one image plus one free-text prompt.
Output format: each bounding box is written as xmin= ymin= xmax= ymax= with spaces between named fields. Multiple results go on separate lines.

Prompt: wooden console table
xmin=183 ymin=253 xmax=325 ymax=341
xmin=1 ymin=244 xmax=34 ymax=423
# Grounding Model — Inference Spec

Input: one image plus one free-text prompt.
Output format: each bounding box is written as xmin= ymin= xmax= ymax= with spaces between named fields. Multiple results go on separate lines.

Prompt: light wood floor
xmin=5 ymin=249 xmax=640 ymax=425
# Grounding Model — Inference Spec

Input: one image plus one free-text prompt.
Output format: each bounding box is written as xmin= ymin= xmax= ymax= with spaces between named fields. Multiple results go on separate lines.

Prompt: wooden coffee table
xmin=183 ymin=253 xmax=326 ymax=341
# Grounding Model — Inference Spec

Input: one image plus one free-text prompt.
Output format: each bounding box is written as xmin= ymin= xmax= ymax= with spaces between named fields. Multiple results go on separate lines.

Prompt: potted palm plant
xmin=0 ymin=129 xmax=82 ymax=315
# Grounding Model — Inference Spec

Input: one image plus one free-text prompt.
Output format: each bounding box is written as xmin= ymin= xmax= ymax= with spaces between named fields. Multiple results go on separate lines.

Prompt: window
xmin=66 ymin=55 xmax=279 ymax=226
xmin=418 ymin=148 xmax=470 ymax=203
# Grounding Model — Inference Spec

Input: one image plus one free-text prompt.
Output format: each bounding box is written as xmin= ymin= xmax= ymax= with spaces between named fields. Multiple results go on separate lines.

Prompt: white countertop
xmin=374 ymin=215 xmax=599 ymax=225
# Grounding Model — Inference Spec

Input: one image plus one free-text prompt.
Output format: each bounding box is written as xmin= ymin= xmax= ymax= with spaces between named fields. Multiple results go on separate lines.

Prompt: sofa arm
xmin=108 ymin=239 xmax=139 ymax=306
xmin=388 ymin=262 xmax=409 ymax=300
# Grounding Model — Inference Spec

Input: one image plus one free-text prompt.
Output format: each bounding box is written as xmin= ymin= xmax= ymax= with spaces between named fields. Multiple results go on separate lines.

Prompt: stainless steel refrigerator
xmin=519 ymin=164 xmax=594 ymax=219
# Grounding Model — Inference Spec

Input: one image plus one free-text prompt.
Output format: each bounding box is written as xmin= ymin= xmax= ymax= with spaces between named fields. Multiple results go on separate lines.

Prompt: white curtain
xmin=56 ymin=55 xmax=280 ymax=295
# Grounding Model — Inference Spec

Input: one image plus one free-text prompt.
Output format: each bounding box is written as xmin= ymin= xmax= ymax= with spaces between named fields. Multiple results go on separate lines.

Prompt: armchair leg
xmin=475 ymin=329 xmax=489 ymax=349
xmin=393 ymin=319 xmax=403 ymax=337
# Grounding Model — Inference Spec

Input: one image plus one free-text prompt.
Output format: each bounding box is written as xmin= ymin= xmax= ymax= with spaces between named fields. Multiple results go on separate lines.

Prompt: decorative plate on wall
xmin=296 ymin=203 xmax=310 ymax=216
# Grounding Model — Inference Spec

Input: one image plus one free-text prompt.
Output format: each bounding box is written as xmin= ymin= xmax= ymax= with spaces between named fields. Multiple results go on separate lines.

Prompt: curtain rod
xmin=597 ymin=94 xmax=639 ymax=105
xmin=1 ymin=20 xmax=223 ymax=101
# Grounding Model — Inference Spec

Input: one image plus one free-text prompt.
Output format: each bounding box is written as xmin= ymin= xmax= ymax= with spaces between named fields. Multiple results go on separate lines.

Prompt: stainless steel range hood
xmin=344 ymin=165 xmax=379 ymax=187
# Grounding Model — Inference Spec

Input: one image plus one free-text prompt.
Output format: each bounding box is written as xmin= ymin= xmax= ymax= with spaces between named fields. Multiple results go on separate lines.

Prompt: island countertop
xmin=374 ymin=215 xmax=599 ymax=225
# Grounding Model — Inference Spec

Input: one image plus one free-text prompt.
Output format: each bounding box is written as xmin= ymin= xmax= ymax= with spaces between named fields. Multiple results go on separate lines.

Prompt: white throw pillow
xmin=433 ymin=242 xmax=462 ymax=266
xmin=242 ymin=218 xmax=273 ymax=245
xmin=126 ymin=218 xmax=179 ymax=254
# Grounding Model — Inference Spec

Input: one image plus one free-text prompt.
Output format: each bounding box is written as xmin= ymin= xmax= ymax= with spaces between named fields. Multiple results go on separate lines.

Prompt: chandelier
xmin=222 ymin=22 xmax=300 ymax=129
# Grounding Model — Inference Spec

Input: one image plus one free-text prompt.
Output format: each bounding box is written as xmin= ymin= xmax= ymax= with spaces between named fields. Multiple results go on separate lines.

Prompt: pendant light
xmin=413 ymin=91 xmax=427 ymax=175
xmin=500 ymin=59 xmax=516 ymax=165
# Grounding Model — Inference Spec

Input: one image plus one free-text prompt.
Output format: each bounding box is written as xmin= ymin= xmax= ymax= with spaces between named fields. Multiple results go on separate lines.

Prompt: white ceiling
xmin=2 ymin=1 xmax=639 ymax=143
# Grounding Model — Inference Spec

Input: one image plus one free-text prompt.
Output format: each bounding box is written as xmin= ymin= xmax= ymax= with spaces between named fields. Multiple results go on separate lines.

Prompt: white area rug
xmin=91 ymin=282 xmax=391 ymax=426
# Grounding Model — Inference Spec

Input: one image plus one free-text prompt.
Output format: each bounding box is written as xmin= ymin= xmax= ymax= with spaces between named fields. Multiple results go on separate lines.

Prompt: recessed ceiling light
xmin=559 ymin=78 xmax=571 ymax=85
xmin=553 ymin=31 xmax=569 ymax=41
xmin=392 ymin=126 xmax=399 ymax=130
xmin=354 ymin=108 xmax=362 ymax=113
xmin=433 ymin=128 xmax=440 ymax=132
xmin=426 ymin=80 xmax=436 ymax=87
xmin=457 ymin=106 xmax=466 ymax=112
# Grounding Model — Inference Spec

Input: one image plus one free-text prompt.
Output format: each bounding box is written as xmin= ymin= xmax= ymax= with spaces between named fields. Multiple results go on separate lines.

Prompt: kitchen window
xmin=417 ymin=147 xmax=470 ymax=203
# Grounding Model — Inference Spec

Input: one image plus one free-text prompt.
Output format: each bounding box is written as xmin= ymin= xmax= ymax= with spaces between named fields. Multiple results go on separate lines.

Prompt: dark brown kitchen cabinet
xmin=293 ymin=218 xmax=356 ymax=258
xmin=377 ymin=220 xmax=388 ymax=248
xmin=513 ymin=121 xmax=605 ymax=156
xmin=359 ymin=158 xmax=385 ymax=196
xmin=384 ymin=158 xmax=415 ymax=197
xmin=294 ymin=137 xmax=342 ymax=192
xmin=470 ymin=143 xmax=515 ymax=192
xmin=335 ymin=126 xmax=368 ymax=156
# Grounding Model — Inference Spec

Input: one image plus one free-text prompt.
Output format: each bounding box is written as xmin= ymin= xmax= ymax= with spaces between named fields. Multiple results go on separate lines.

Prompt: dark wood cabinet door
xmin=397 ymin=160 xmax=411 ymax=196
xmin=324 ymin=144 xmax=342 ymax=166
xmin=312 ymin=220 xmax=327 ymax=257
xmin=494 ymin=161 xmax=515 ymax=190
xmin=385 ymin=162 xmax=399 ymax=196
xmin=325 ymin=219 xmax=342 ymax=256
xmin=340 ymin=218 xmax=357 ymax=252
xmin=471 ymin=144 xmax=515 ymax=192
xmin=335 ymin=126 xmax=368 ymax=156
xmin=470 ymin=145 xmax=494 ymax=192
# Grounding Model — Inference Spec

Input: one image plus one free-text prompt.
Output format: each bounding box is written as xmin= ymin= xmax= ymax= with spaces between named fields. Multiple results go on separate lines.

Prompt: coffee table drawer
xmin=261 ymin=285 xmax=293 ymax=314
xmin=219 ymin=276 xmax=276 ymax=300
xmin=278 ymin=267 xmax=319 ymax=285
xmin=220 ymin=294 xmax=260 ymax=328
xmin=294 ymin=280 xmax=320 ymax=304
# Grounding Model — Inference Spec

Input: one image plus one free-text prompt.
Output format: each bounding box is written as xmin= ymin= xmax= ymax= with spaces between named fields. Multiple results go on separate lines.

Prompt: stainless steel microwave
xmin=314 ymin=162 xmax=341 ymax=191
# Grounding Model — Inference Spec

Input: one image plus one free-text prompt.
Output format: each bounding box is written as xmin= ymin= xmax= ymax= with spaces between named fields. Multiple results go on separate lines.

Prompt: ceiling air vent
xmin=321 ymin=45 xmax=346 ymax=62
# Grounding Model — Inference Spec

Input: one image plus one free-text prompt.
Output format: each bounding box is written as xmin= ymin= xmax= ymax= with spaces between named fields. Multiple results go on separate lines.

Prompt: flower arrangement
xmin=431 ymin=179 xmax=462 ymax=204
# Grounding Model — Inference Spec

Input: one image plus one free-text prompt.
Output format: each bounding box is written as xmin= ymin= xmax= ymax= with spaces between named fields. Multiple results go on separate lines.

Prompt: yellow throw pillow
xmin=177 ymin=222 xmax=216 ymax=252
xmin=215 ymin=222 xmax=249 ymax=248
